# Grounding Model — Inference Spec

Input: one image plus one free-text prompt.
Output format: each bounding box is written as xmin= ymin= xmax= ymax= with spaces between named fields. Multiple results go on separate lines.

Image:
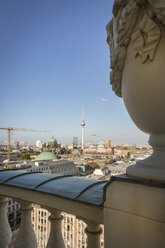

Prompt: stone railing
xmin=1 ymin=170 xmax=164 ymax=248
xmin=0 ymin=170 xmax=107 ymax=248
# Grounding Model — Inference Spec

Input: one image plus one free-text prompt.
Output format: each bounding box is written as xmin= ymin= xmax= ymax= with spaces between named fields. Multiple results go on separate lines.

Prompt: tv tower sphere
xmin=81 ymin=119 xmax=85 ymax=127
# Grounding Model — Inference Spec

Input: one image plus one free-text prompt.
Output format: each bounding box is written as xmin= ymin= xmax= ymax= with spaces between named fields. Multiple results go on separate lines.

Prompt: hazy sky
xmin=0 ymin=0 xmax=148 ymax=145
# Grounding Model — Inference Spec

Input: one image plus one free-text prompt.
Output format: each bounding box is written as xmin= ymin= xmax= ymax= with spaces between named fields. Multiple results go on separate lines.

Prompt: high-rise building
xmin=73 ymin=137 xmax=78 ymax=148
xmin=36 ymin=140 xmax=42 ymax=149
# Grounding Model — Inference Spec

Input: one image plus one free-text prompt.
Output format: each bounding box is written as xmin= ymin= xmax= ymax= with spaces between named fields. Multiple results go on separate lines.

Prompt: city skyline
xmin=0 ymin=0 xmax=148 ymax=145
xmin=0 ymin=126 xmax=148 ymax=146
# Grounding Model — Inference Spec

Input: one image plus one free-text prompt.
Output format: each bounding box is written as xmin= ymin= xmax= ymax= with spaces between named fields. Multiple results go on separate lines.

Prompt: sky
xmin=0 ymin=0 xmax=148 ymax=145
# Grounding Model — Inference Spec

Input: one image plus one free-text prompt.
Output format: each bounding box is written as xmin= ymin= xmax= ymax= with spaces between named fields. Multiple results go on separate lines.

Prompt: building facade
xmin=27 ymin=159 xmax=78 ymax=176
xmin=32 ymin=206 xmax=104 ymax=248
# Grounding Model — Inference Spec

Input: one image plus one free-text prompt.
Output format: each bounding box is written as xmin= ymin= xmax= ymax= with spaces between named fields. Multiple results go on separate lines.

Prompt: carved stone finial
xmin=107 ymin=0 xmax=165 ymax=97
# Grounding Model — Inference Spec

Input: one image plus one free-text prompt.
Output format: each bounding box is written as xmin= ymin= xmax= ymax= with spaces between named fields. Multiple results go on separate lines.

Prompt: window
xmin=67 ymin=241 xmax=70 ymax=247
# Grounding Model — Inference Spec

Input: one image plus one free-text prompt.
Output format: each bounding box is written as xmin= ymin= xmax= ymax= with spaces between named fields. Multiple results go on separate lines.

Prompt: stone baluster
xmin=46 ymin=209 xmax=65 ymax=248
xmin=0 ymin=196 xmax=12 ymax=248
xmin=85 ymin=220 xmax=102 ymax=248
xmin=14 ymin=201 xmax=37 ymax=248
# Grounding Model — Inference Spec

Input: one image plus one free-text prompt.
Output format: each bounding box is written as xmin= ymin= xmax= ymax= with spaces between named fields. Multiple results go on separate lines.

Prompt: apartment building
xmin=32 ymin=206 xmax=104 ymax=248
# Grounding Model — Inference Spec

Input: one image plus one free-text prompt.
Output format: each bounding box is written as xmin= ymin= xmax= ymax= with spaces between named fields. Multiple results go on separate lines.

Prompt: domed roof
xmin=49 ymin=136 xmax=57 ymax=143
xmin=34 ymin=152 xmax=58 ymax=161
xmin=72 ymin=149 xmax=80 ymax=155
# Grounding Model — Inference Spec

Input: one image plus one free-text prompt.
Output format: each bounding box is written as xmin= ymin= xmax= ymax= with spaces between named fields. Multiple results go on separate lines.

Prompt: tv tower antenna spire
xmin=81 ymin=107 xmax=85 ymax=153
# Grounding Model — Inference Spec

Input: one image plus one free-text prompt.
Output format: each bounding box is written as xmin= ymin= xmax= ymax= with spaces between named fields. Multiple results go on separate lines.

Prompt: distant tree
xmin=4 ymin=166 xmax=17 ymax=170
xmin=29 ymin=151 xmax=40 ymax=155
xmin=34 ymin=151 xmax=40 ymax=155
xmin=127 ymin=152 xmax=131 ymax=157
xmin=20 ymin=153 xmax=30 ymax=160
xmin=60 ymin=148 xmax=66 ymax=155
xmin=56 ymin=155 xmax=61 ymax=159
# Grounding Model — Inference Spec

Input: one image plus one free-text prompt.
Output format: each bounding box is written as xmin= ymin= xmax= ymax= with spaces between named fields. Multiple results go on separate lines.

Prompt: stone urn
xmin=106 ymin=0 xmax=165 ymax=181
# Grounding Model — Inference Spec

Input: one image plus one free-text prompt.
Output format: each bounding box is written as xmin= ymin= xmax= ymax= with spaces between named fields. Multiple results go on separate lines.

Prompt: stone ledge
xmin=110 ymin=173 xmax=165 ymax=188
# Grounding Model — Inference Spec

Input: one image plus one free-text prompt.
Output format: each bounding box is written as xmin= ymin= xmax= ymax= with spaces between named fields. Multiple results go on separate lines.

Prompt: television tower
xmin=81 ymin=108 xmax=85 ymax=152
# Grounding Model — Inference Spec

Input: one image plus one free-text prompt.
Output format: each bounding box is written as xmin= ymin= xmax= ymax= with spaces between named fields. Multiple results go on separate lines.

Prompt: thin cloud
xmin=101 ymin=98 xmax=108 ymax=102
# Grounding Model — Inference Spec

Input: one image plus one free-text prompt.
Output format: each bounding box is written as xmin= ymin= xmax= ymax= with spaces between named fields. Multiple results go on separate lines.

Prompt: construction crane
xmin=0 ymin=127 xmax=49 ymax=161
xmin=104 ymin=139 xmax=112 ymax=157
xmin=104 ymin=139 xmax=111 ymax=149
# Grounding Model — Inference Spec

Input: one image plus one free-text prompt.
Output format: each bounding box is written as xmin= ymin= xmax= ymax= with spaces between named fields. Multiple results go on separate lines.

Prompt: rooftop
xmin=34 ymin=152 xmax=58 ymax=161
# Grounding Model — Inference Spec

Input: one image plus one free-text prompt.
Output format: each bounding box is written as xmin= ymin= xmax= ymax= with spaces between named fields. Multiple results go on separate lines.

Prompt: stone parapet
xmin=104 ymin=175 xmax=165 ymax=248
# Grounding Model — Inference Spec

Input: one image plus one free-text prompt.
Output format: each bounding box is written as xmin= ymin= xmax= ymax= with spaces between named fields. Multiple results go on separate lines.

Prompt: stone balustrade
xmin=0 ymin=170 xmax=164 ymax=248
xmin=0 ymin=170 xmax=107 ymax=248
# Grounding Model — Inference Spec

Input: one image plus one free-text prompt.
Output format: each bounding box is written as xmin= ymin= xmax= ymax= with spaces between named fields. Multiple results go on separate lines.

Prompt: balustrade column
xmin=46 ymin=209 xmax=65 ymax=248
xmin=85 ymin=221 xmax=102 ymax=248
xmin=0 ymin=196 xmax=12 ymax=248
xmin=14 ymin=201 xmax=37 ymax=248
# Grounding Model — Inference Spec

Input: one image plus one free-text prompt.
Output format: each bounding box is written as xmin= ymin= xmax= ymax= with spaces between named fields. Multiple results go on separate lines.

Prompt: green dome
xmin=34 ymin=152 xmax=58 ymax=161
xmin=72 ymin=149 xmax=80 ymax=155
xmin=49 ymin=136 xmax=57 ymax=143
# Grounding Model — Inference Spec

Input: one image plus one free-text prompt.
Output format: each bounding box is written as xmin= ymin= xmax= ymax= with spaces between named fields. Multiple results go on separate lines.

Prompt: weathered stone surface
xmin=107 ymin=0 xmax=165 ymax=181
xmin=106 ymin=0 xmax=165 ymax=97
